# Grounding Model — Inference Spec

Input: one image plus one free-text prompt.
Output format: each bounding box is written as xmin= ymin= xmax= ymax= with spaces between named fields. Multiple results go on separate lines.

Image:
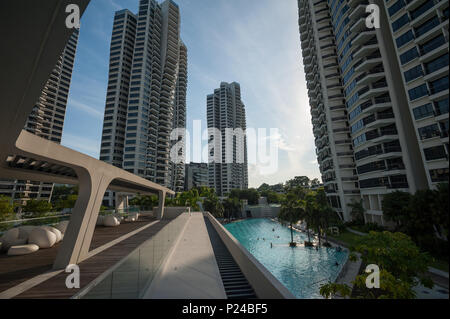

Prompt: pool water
xmin=224 ymin=218 xmax=348 ymax=299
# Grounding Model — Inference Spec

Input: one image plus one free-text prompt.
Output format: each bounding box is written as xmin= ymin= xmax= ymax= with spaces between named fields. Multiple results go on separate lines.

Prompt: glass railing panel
xmin=138 ymin=239 xmax=155 ymax=294
xmin=78 ymin=213 xmax=189 ymax=299
xmin=84 ymin=274 xmax=113 ymax=299
xmin=110 ymin=249 xmax=140 ymax=299
xmin=0 ymin=214 xmax=71 ymax=235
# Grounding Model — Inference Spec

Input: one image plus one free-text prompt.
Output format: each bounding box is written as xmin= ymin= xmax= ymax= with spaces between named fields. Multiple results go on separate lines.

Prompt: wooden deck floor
xmin=0 ymin=216 xmax=161 ymax=297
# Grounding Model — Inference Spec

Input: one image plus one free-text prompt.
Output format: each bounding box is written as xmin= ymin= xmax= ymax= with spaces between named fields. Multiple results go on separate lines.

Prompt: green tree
xmin=320 ymin=231 xmax=433 ymax=299
xmin=263 ymin=191 xmax=284 ymax=204
xmin=348 ymin=200 xmax=365 ymax=225
xmin=285 ymin=176 xmax=310 ymax=190
xmin=382 ymin=191 xmax=412 ymax=231
xmin=229 ymin=189 xmax=260 ymax=205
xmin=279 ymin=191 xmax=306 ymax=246
xmin=257 ymin=183 xmax=271 ymax=193
xmin=432 ymin=183 xmax=449 ymax=239
xmin=0 ymin=196 xmax=15 ymax=222
xmin=203 ymin=193 xmax=224 ymax=218
xmin=129 ymin=194 xmax=159 ymax=210
xmin=54 ymin=194 xmax=78 ymax=211
xmin=407 ymin=189 xmax=442 ymax=254
xmin=303 ymin=192 xmax=317 ymax=244
xmin=223 ymin=197 xmax=240 ymax=222
xmin=22 ymin=199 xmax=53 ymax=218
xmin=51 ymin=185 xmax=78 ymax=207
xmin=310 ymin=178 xmax=321 ymax=187
xmin=315 ymin=189 xmax=338 ymax=245
xmin=196 ymin=186 xmax=215 ymax=198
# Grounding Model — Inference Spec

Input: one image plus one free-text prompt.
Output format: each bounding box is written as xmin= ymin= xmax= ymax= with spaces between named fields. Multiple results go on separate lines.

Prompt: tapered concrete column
xmin=156 ymin=191 xmax=166 ymax=220
xmin=115 ymin=193 xmax=129 ymax=212
xmin=53 ymin=169 xmax=113 ymax=269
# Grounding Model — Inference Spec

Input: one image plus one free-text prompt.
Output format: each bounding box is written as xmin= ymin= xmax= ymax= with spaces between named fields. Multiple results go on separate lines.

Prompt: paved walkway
xmin=144 ymin=213 xmax=226 ymax=299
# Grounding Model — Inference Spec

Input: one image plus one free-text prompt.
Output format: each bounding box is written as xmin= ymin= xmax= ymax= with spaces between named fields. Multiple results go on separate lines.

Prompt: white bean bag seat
xmin=0 ymin=228 xmax=27 ymax=252
xmin=125 ymin=213 xmax=139 ymax=222
xmin=28 ymin=228 xmax=57 ymax=249
xmin=8 ymin=244 xmax=39 ymax=256
xmin=103 ymin=215 xmax=120 ymax=227
xmin=18 ymin=226 xmax=37 ymax=240
xmin=114 ymin=215 xmax=123 ymax=222
xmin=41 ymin=226 xmax=62 ymax=243
xmin=96 ymin=215 xmax=105 ymax=226
xmin=55 ymin=221 xmax=70 ymax=234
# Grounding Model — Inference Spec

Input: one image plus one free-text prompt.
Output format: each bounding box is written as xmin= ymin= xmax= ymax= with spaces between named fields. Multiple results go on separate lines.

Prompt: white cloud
xmin=187 ymin=0 xmax=320 ymax=187
xmin=61 ymin=133 xmax=100 ymax=158
xmin=68 ymin=99 xmax=104 ymax=119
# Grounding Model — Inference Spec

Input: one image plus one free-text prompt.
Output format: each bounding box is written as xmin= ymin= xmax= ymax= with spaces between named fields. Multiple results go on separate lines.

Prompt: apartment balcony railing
xmin=429 ymin=78 xmax=449 ymax=95
xmin=410 ymin=0 xmax=438 ymax=21
xmin=414 ymin=16 xmax=441 ymax=38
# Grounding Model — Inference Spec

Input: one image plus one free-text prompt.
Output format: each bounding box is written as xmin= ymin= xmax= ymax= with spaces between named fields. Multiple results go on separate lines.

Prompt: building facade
xmin=382 ymin=0 xmax=449 ymax=187
xmin=170 ymin=41 xmax=188 ymax=193
xmin=207 ymin=82 xmax=249 ymax=197
xmin=297 ymin=0 xmax=448 ymax=224
xmin=184 ymin=163 xmax=209 ymax=191
xmin=0 ymin=30 xmax=79 ymax=204
xmin=99 ymin=0 xmax=188 ymax=206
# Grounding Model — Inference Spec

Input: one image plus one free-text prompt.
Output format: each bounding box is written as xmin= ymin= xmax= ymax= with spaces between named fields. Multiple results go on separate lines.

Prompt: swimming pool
xmin=224 ymin=218 xmax=348 ymax=299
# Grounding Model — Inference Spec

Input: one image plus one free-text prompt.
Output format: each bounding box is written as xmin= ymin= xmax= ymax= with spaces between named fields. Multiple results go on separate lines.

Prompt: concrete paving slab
xmin=144 ymin=213 xmax=226 ymax=299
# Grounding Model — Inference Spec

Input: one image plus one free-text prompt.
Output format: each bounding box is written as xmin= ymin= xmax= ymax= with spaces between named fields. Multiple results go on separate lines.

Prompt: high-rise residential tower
xmin=99 ymin=0 xmax=188 ymax=206
xmin=298 ymin=0 xmax=448 ymax=225
xmin=207 ymin=82 xmax=249 ymax=197
xmin=382 ymin=0 xmax=449 ymax=187
xmin=170 ymin=41 xmax=188 ymax=192
xmin=185 ymin=163 xmax=209 ymax=191
xmin=0 ymin=30 xmax=79 ymax=203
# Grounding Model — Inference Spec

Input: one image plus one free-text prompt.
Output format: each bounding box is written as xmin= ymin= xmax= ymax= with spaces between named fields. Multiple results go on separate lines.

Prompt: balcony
xmin=350 ymin=17 xmax=367 ymax=34
xmin=414 ymin=18 xmax=448 ymax=45
xmin=359 ymin=81 xmax=389 ymax=100
xmin=410 ymin=0 xmax=446 ymax=27
xmin=348 ymin=4 xmax=366 ymax=21
xmin=370 ymin=129 xmax=399 ymax=144
xmin=356 ymin=67 xmax=385 ymax=87
xmin=354 ymin=54 xmax=382 ymax=73
xmin=348 ymin=0 xmax=365 ymax=8
xmin=353 ymin=43 xmax=378 ymax=60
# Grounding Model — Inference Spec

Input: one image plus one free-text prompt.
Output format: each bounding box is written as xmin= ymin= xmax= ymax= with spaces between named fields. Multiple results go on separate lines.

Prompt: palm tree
xmin=204 ymin=193 xmax=224 ymax=218
xmin=223 ymin=197 xmax=240 ymax=222
xmin=279 ymin=192 xmax=305 ymax=247
xmin=304 ymin=193 xmax=317 ymax=245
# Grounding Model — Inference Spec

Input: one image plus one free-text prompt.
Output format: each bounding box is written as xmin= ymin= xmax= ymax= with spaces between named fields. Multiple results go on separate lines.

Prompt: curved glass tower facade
xmin=298 ymin=0 xmax=447 ymax=224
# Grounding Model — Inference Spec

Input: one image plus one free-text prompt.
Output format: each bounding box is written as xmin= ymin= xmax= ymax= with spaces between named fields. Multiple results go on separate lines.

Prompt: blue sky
xmin=61 ymin=0 xmax=321 ymax=188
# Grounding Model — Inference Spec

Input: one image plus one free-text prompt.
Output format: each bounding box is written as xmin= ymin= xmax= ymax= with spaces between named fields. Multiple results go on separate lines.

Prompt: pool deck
xmin=144 ymin=213 xmax=227 ymax=299
xmin=0 ymin=216 xmax=165 ymax=299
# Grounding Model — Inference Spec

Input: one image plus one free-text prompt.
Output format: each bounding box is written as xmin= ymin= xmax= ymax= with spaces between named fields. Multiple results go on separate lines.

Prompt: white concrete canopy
xmin=0 ymin=0 xmax=174 ymax=269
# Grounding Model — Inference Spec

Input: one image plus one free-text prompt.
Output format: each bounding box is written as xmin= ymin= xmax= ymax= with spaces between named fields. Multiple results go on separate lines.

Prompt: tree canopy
xmin=382 ymin=184 xmax=449 ymax=257
xmin=22 ymin=199 xmax=53 ymax=218
xmin=0 ymin=196 xmax=15 ymax=222
xmin=320 ymin=231 xmax=433 ymax=299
